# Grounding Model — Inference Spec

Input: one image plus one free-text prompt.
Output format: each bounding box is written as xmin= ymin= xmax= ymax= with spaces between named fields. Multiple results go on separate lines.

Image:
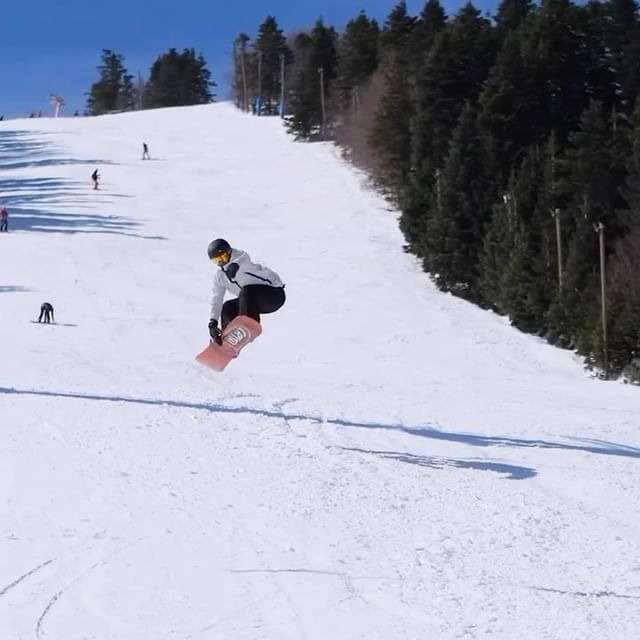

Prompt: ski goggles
xmin=210 ymin=250 xmax=231 ymax=265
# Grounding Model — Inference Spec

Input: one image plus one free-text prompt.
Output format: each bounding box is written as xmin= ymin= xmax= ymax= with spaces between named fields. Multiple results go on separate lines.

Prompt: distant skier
xmin=207 ymin=238 xmax=285 ymax=344
xmin=91 ymin=169 xmax=99 ymax=190
xmin=0 ymin=206 xmax=7 ymax=232
xmin=142 ymin=142 xmax=150 ymax=160
xmin=38 ymin=302 xmax=54 ymax=324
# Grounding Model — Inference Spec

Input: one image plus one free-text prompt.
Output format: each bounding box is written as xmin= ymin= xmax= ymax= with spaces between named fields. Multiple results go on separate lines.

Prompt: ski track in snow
xmin=2 ymin=104 xmax=640 ymax=639
xmin=0 ymin=559 xmax=55 ymax=599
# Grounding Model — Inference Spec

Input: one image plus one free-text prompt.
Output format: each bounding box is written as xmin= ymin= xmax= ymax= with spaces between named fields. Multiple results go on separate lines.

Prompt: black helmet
xmin=207 ymin=238 xmax=232 ymax=264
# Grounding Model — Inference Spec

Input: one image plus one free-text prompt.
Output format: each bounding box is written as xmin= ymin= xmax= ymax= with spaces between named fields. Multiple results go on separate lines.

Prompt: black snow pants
xmin=38 ymin=303 xmax=54 ymax=323
xmin=221 ymin=285 xmax=285 ymax=329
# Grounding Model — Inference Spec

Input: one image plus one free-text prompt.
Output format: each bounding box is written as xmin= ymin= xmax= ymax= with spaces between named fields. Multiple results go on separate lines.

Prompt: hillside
xmin=1 ymin=103 xmax=639 ymax=639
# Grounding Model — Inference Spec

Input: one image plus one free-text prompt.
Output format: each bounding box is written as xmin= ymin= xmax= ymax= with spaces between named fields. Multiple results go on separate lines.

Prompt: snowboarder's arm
xmin=209 ymin=272 xmax=225 ymax=321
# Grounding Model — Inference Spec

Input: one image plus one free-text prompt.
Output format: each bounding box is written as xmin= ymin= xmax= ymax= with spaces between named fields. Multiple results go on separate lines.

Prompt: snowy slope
xmin=1 ymin=103 xmax=639 ymax=640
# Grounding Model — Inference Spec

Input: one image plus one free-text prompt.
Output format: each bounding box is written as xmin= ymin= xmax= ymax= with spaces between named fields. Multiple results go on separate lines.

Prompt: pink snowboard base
xmin=195 ymin=315 xmax=262 ymax=371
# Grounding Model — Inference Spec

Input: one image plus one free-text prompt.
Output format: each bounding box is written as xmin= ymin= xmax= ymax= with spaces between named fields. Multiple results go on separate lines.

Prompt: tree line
xmin=232 ymin=0 xmax=640 ymax=382
xmin=85 ymin=48 xmax=215 ymax=115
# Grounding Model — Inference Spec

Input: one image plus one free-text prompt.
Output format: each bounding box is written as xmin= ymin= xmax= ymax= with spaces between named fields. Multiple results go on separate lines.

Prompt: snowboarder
xmin=207 ymin=238 xmax=285 ymax=344
xmin=0 ymin=206 xmax=7 ymax=232
xmin=142 ymin=142 xmax=150 ymax=160
xmin=38 ymin=302 xmax=55 ymax=324
xmin=91 ymin=169 xmax=99 ymax=190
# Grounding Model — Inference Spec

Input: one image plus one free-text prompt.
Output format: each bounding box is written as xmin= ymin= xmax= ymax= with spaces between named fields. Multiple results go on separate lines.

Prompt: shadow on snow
xmin=338 ymin=446 xmax=537 ymax=480
xmin=0 ymin=130 xmax=154 ymax=238
xmin=1 ymin=386 xmax=639 ymax=473
xmin=0 ymin=131 xmax=52 ymax=158
xmin=8 ymin=207 xmax=164 ymax=239
xmin=29 ymin=321 xmax=78 ymax=327
xmin=1 ymin=158 xmax=118 ymax=171
xmin=0 ymin=286 xmax=30 ymax=293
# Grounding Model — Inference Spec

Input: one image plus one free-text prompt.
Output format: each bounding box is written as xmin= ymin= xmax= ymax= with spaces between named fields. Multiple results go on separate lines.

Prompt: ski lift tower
xmin=50 ymin=94 xmax=65 ymax=117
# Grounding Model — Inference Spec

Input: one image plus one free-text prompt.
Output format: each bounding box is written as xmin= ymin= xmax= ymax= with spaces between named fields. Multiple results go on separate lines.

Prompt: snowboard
xmin=195 ymin=315 xmax=262 ymax=371
xmin=30 ymin=321 xmax=77 ymax=327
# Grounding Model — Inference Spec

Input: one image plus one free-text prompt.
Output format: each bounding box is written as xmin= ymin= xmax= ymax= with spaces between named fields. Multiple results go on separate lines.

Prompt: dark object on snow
xmin=38 ymin=302 xmax=55 ymax=324
xmin=208 ymin=318 xmax=222 ymax=344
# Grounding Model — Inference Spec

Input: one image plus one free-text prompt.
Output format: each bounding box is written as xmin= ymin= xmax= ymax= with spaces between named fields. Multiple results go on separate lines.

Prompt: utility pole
xmin=238 ymin=41 xmax=248 ymax=112
xmin=595 ymin=222 xmax=608 ymax=373
xmin=549 ymin=129 xmax=563 ymax=291
xmin=279 ymin=53 xmax=285 ymax=118
xmin=503 ymin=191 xmax=514 ymax=234
xmin=256 ymin=51 xmax=263 ymax=115
xmin=136 ymin=72 xmax=145 ymax=110
xmin=240 ymin=53 xmax=248 ymax=111
xmin=318 ymin=67 xmax=326 ymax=140
xmin=351 ymin=86 xmax=360 ymax=118
xmin=552 ymin=207 xmax=563 ymax=291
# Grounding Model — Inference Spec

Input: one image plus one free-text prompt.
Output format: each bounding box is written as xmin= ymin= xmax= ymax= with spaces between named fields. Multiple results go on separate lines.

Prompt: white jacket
xmin=209 ymin=248 xmax=284 ymax=320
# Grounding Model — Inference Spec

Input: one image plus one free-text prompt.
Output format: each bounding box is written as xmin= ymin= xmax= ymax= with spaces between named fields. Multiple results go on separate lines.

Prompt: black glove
xmin=208 ymin=318 xmax=222 ymax=345
xmin=225 ymin=262 xmax=239 ymax=279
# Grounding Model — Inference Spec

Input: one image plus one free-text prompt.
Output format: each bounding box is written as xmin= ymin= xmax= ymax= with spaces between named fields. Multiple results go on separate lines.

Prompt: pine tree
xmin=381 ymin=1 xmax=448 ymax=245
xmin=548 ymin=100 xmax=630 ymax=361
xmin=411 ymin=2 xmax=495 ymax=176
xmin=603 ymin=93 xmax=640 ymax=376
xmin=621 ymin=8 xmax=640 ymax=110
xmin=282 ymin=31 xmax=311 ymax=120
xmin=516 ymin=0 xmax=620 ymax=145
xmin=254 ymin=16 xmax=290 ymax=114
xmin=425 ymin=102 xmax=491 ymax=298
xmin=145 ymin=48 xmax=214 ymax=108
xmin=86 ymin=50 xmax=135 ymax=115
xmin=368 ymin=2 xmax=419 ymax=209
xmin=331 ymin=11 xmax=381 ymax=170
xmin=233 ymin=33 xmax=252 ymax=111
xmin=601 ymin=0 xmax=640 ymax=109
xmin=607 ymin=223 xmax=640 ymax=377
xmin=479 ymin=145 xmax=556 ymax=331
xmin=406 ymin=3 xmax=495 ymax=255
xmin=333 ymin=11 xmax=380 ymax=114
xmin=404 ymin=0 xmax=449 ymax=180
xmin=195 ymin=53 xmax=216 ymax=102
xmin=495 ymin=0 xmax=534 ymax=33
xmin=285 ymin=19 xmax=338 ymax=139
xmin=368 ymin=68 xmax=414 ymax=203
xmin=410 ymin=0 xmax=448 ymax=59
xmin=379 ymin=1 xmax=416 ymax=57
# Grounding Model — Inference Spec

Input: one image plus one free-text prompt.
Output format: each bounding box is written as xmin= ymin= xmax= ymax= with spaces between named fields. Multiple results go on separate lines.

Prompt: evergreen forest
xmin=85 ymin=48 xmax=215 ymax=115
xmin=232 ymin=0 xmax=640 ymax=382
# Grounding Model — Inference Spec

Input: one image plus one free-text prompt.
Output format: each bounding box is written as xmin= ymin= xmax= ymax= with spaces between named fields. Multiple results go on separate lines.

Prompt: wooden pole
xmin=553 ymin=208 xmax=563 ymax=291
xmin=596 ymin=222 xmax=608 ymax=372
xmin=240 ymin=46 xmax=248 ymax=112
xmin=279 ymin=53 xmax=285 ymax=117
xmin=256 ymin=51 xmax=263 ymax=114
xmin=318 ymin=67 xmax=326 ymax=140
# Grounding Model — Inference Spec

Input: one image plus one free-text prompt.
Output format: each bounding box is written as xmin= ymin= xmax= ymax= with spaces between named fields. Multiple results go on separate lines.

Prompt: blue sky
xmin=0 ymin=0 xmax=497 ymax=118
